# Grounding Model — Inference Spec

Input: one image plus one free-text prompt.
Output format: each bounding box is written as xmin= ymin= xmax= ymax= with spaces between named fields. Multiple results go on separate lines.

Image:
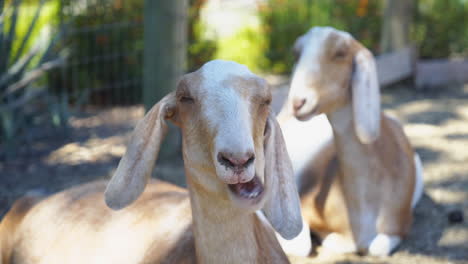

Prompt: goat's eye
xmin=262 ymin=98 xmax=271 ymax=106
xmin=333 ymin=49 xmax=347 ymax=59
xmin=179 ymin=95 xmax=194 ymax=103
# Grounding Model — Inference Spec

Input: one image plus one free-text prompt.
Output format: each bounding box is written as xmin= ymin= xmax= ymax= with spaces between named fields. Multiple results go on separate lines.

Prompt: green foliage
xmin=0 ymin=0 xmax=65 ymax=154
xmin=52 ymin=0 xmax=144 ymax=105
xmin=258 ymin=0 xmax=382 ymax=74
xmin=187 ymin=0 xmax=217 ymax=71
xmin=215 ymin=26 xmax=268 ymax=73
xmin=4 ymin=1 xmax=59 ymax=65
xmin=414 ymin=0 xmax=468 ymax=58
xmin=205 ymin=0 xmax=466 ymax=74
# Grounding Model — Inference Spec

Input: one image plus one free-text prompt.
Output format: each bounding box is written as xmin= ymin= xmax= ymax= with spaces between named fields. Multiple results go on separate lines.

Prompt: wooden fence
xmin=376 ymin=46 xmax=468 ymax=88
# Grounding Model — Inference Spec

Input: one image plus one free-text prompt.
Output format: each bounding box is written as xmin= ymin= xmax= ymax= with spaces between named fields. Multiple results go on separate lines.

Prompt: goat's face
xmin=289 ymin=27 xmax=361 ymax=120
xmin=289 ymin=27 xmax=381 ymax=143
xmin=106 ymin=60 xmax=303 ymax=239
xmin=175 ymin=61 xmax=272 ymax=210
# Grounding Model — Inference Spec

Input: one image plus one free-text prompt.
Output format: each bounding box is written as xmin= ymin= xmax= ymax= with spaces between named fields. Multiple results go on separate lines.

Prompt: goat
xmin=279 ymin=27 xmax=424 ymax=256
xmin=0 ymin=60 xmax=303 ymax=264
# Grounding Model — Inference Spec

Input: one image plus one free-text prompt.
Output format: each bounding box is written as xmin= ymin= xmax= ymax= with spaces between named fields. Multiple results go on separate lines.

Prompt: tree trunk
xmin=143 ymin=0 xmax=187 ymax=109
xmin=380 ymin=0 xmax=414 ymax=53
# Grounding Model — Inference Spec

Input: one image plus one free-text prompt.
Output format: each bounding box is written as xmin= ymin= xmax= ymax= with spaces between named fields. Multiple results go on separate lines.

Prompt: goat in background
xmin=278 ymin=27 xmax=424 ymax=257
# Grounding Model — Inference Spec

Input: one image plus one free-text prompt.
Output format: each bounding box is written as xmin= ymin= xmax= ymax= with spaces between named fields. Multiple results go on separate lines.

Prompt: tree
xmin=143 ymin=0 xmax=187 ymax=109
xmin=380 ymin=0 xmax=414 ymax=53
xmin=142 ymin=0 xmax=188 ymax=166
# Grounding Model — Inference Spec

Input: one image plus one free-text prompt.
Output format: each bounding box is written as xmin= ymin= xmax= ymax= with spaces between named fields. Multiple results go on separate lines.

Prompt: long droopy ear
xmin=352 ymin=48 xmax=381 ymax=144
xmin=262 ymin=111 xmax=302 ymax=240
xmin=105 ymin=93 xmax=176 ymax=210
xmin=292 ymin=34 xmax=306 ymax=60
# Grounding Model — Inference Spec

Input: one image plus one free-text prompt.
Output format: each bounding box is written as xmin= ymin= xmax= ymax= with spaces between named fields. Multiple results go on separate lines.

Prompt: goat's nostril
xmin=293 ymin=98 xmax=306 ymax=112
xmin=219 ymin=154 xmax=235 ymax=168
xmin=217 ymin=152 xmax=255 ymax=170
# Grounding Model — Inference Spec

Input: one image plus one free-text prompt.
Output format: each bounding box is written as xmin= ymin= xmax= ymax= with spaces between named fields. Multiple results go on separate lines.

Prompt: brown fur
xmin=0 ymin=193 xmax=44 ymax=264
xmin=2 ymin=180 xmax=194 ymax=264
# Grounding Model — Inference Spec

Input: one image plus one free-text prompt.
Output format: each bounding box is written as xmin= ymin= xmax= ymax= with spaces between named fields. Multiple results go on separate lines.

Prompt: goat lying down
xmin=278 ymin=27 xmax=424 ymax=256
xmin=0 ymin=60 xmax=303 ymax=264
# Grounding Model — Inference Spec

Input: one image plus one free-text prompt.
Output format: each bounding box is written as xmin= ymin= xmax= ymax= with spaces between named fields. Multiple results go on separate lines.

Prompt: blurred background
xmin=0 ymin=0 xmax=467 ymax=263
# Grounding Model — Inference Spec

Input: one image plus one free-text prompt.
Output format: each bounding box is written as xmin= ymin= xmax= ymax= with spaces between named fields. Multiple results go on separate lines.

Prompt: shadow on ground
xmin=0 ymin=106 xmax=185 ymax=219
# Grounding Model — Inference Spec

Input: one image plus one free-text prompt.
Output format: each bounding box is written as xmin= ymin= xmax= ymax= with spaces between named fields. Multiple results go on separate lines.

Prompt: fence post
xmin=143 ymin=0 xmax=187 ymax=178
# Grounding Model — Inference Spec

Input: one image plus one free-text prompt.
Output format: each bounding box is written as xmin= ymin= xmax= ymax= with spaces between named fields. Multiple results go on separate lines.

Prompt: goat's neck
xmin=185 ymin=169 xmax=289 ymax=264
xmin=327 ymin=103 xmax=372 ymax=182
xmin=327 ymin=102 xmax=371 ymax=172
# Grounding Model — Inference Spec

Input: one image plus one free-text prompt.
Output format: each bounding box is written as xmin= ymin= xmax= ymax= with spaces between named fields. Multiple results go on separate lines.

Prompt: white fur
xmin=292 ymin=27 xmax=352 ymax=79
xmin=200 ymin=60 xmax=257 ymax=184
xmin=321 ymin=233 xmax=357 ymax=254
xmin=275 ymin=215 xmax=312 ymax=257
xmin=368 ymin=233 xmax=401 ymax=256
xmin=201 ymin=60 xmax=256 ymax=82
xmin=291 ymin=27 xmax=352 ymax=95
xmin=412 ymin=153 xmax=424 ymax=208
xmin=280 ymin=114 xmax=333 ymax=185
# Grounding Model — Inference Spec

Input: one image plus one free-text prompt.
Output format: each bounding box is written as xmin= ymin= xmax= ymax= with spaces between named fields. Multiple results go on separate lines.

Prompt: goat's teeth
xmin=248 ymin=191 xmax=259 ymax=198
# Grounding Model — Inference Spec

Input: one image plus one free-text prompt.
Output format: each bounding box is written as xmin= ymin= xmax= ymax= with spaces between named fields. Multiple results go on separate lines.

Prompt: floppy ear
xmin=262 ymin=111 xmax=302 ymax=240
xmin=352 ymin=48 xmax=381 ymax=144
xmin=292 ymin=34 xmax=306 ymax=60
xmin=105 ymin=93 xmax=176 ymax=210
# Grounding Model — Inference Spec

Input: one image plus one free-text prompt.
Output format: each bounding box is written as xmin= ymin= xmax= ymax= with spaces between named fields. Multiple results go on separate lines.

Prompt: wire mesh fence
xmin=49 ymin=0 xmax=144 ymax=106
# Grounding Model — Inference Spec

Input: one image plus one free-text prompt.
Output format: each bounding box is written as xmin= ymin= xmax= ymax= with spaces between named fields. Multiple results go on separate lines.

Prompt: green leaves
xmin=0 ymin=0 xmax=66 ymax=154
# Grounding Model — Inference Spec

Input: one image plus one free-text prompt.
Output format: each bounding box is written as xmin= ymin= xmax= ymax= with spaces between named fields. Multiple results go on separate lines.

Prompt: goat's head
xmin=105 ymin=60 xmax=302 ymax=239
xmin=289 ymin=26 xmax=381 ymax=143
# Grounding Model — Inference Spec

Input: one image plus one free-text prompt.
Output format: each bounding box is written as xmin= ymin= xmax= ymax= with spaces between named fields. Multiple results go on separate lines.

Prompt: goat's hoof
xmin=321 ymin=233 xmax=356 ymax=254
xmin=368 ymin=234 xmax=401 ymax=256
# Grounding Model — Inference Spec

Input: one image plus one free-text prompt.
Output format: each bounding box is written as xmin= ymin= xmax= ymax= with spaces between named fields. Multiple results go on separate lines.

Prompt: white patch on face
xmin=201 ymin=60 xmax=256 ymax=86
xmin=197 ymin=60 xmax=257 ymax=184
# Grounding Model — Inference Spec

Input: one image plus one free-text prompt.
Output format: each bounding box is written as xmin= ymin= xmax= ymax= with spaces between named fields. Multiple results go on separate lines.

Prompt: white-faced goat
xmin=0 ymin=60 xmax=303 ymax=264
xmin=278 ymin=27 xmax=424 ymax=256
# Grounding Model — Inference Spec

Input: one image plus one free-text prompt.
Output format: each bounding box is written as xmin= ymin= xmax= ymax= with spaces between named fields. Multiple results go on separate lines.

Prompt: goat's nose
xmin=292 ymin=98 xmax=306 ymax=112
xmin=217 ymin=152 xmax=255 ymax=171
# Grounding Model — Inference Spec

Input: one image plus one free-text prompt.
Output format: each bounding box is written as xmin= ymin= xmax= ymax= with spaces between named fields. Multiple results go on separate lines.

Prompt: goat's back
xmin=2 ymin=180 xmax=195 ymax=264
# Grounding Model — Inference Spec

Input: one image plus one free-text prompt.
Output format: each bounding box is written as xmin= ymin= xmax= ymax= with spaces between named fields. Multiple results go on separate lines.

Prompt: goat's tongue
xmin=228 ymin=176 xmax=263 ymax=199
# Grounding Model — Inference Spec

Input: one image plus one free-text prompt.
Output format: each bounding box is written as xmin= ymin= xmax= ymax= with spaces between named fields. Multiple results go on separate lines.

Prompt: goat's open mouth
xmin=227 ymin=175 xmax=264 ymax=201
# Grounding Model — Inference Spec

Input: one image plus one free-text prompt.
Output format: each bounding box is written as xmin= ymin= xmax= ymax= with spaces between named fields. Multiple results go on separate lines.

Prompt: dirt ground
xmin=1 ymin=81 xmax=467 ymax=264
